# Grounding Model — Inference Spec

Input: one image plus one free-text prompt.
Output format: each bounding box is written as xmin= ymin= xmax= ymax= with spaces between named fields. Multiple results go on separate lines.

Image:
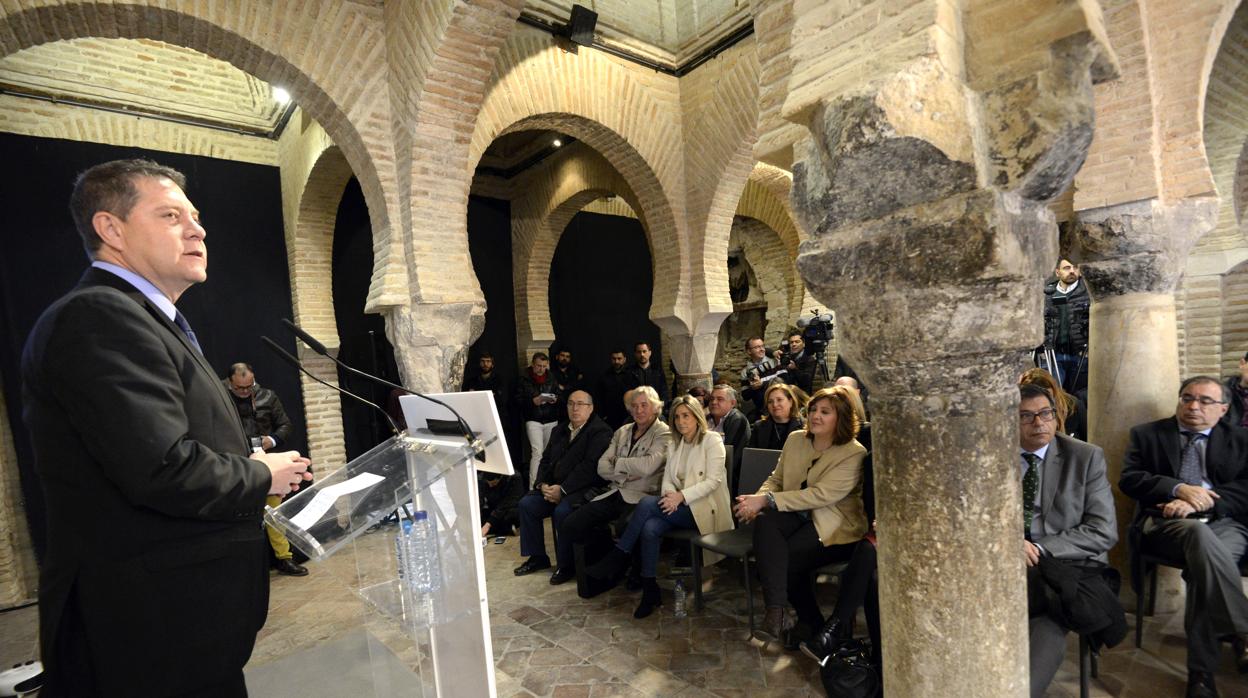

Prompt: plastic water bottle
xmin=394 ymin=520 xmax=413 ymax=610
xmin=673 ymin=579 xmax=687 ymax=618
xmin=409 ymin=511 xmax=442 ymax=593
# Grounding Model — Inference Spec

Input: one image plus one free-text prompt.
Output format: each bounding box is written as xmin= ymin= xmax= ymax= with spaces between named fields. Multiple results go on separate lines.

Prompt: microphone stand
xmin=279 ymin=319 xmax=477 ymax=450
xmin=261 ymin=336 xmax=401 ymax=436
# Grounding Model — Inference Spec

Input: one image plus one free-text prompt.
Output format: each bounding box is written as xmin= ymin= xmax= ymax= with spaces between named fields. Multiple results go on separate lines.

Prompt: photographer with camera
xmin=775 ymin=332 xmax=818 ymax=395
xmin=741 ymin=336 xmax=783 ymax=416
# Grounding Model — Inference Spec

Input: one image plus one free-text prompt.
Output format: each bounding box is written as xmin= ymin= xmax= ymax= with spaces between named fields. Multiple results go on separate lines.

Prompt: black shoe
xmin=760 ymin=606 xmax=793 ymax=642
xmin=633 ymin=578 xmax=663 ymax=619
xmin=1187 ymin=671 xmax=1219 ymax=698
xmin=513 ymin=556 xmax=551 ymax=576
xmin=805 ymin=617 xmax=849 ymax=661
xmin=549 ymin=567 xmax=575 ymax=585
xmin=585 ymin=548 xmax=631 ymax=581
xmin=625 ymin=571 xmax=643 ymax=591
xmin=274 ymin=559 xmax=309 ymax=577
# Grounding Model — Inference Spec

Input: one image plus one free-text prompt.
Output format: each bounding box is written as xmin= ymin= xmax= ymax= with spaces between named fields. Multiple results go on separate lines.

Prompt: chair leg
xmin=743 ymin=557 xmax=756 ymax=640
xmin=691 ymin=543 xmax=704 ymax=611
xmin=1091 ymin=648 xmax=1098 ymax=679
xmin=1079 ymin=635 xmax=1091 ymax=698
xmin=1135 ymin=573 xmax=1145 ymax=649
xmin=1147 ymin=565 xmax=1158 ymax=615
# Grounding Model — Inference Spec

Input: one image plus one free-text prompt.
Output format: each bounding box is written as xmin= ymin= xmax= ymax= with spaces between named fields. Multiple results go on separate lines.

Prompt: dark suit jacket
xmin=533 ymin=414 xmax=613 ymax=505
xmin=1119 ymin=417 xmax=1248 ymax=524
xmin=1033 ymin=434 xmax=1117 ymax=563
xmin=21 ymin=268 xmax=272 ymax=696
xmin=716 ymin=408 xmax=751 ymax=475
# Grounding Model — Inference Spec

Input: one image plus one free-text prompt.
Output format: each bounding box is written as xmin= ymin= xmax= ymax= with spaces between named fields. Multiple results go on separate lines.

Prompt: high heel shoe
xmin=633 ymin=578 xmax=662 ymax=619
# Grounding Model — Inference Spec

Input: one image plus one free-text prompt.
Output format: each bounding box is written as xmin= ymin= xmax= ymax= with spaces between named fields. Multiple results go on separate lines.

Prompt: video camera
xmin=796 ymin=312 xmax=834 ymax=356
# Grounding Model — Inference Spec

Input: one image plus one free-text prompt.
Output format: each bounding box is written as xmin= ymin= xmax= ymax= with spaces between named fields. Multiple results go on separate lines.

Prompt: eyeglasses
xmin=231 ymin=383 xmax=255 ymax=394
xmin=1019 ymin=408 xmax=1057 ymax=424
xmin=568 ymin=401 xmax=592 ymax=408
xmin=1179 ymin=395 xmax=1226 ymax=406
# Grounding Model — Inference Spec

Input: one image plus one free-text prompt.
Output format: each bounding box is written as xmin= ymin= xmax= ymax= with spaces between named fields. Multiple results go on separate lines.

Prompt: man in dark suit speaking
xmin=1120 ymin=376 xmax=1248 ymax=698
xmin=21 ymin=159 xmax=312 ymax=697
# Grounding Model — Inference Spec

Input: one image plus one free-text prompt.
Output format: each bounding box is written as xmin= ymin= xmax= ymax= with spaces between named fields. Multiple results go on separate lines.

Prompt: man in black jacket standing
xmin=1223 ymin=351 xmax=1247 ymax=430
xmin=595 ymin=349 xmax=632 ymax=429
xmin=1119 ymin=377 xmax=1248 ymax=698
xmin=21 ymin=159 xmax=311 ymax=696
xmin=625 ymin=341 xmax=668 ymax=404
xmin=1043 ymin=259 xmax=1091 ymax=393
xmin=514 ymin=390 xmax=613 ymax=577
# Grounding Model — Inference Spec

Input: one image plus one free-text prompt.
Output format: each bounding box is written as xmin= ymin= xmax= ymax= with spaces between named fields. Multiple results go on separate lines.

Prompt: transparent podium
xmin=264 ymin=431 xmax=497 ymax=697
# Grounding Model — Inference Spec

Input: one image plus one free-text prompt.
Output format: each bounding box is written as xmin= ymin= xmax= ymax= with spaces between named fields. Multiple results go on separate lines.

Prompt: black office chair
xmin=690 ymin=447 xmax=781 ymax=637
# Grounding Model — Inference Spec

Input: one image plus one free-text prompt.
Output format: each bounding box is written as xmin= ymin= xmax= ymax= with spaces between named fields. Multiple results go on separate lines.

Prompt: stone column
xmin=788 ymin=27 xmax=1110 ymax=693
xmin=386 ymin=302 xmax=485 ymax=393
xmin=662 ymin=317 xmax=726 ymax=395
xmin=1069 ymin=197 xmax=1217 ymax=601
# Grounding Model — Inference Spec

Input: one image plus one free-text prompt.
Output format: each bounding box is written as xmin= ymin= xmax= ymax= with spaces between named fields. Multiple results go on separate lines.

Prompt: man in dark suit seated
xmin=514 ymin=390 xmax=613 ymax=578
xmin=1017 ymin=384 xmax=1119 ymax=697
xmin=1119 ymin=376 xmax=1248 ymax=698
xmin=21 ymin=159 xmax=312 ymax=696
xmin=707 ymin=384 xmax=751 ymax=494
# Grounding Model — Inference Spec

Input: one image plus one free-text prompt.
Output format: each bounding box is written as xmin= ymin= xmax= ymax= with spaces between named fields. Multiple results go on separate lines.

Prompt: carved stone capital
xmin=385 ymin=301 xmax=485 ymax=392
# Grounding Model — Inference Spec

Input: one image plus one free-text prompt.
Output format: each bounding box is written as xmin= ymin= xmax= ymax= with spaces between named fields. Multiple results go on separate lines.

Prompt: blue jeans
xmin=615 ymin=495 xmax=697 ymax=578
xmin=518 ymin=491 xmax=574 ymax=566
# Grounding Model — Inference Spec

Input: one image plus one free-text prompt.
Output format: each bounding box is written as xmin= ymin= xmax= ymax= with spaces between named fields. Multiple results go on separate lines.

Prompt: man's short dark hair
xmin=479 ymin=352 xmax=494 ymax=360
xmin=1054 ymin=258 xmax=1074 ymax=269
xmin=70 ymin=159 xmax=188 ymax=256
xmin=610 ymin=349 xmax=626 ymax=356
xmin=745 ymin=336 xmax=763 ymax=348
xmin=531 ymin=352 xmax=549 ymax=363
xmin=1242 ymin=350 xmax=1248 ymax=362
xmin=1019 ymin=383 xmax=1055 ymax=408
xmin=634 ymin=342 xmax=650 ymax=351
xmin=1180 ymin=376 xmax=1229 ymax=404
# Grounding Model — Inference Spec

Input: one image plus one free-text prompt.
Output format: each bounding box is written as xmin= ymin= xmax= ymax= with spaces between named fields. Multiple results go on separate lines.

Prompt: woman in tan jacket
xmin=586 ymin=396 xmax=733 ymax=618
xmin=733 ymin=386 xmax=867 ymax=643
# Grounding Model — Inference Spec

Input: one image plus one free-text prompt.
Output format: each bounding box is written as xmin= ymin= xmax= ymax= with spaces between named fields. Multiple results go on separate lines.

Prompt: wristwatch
xmin=764 ymin=492 xmax=777 ymax=509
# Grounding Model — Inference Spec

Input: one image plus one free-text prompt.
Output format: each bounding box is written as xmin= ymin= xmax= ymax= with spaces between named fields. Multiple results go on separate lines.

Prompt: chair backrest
xmin=723 ymin=444 xmax=734 ymax=497
xmin=739 ymin=448 xmax=782 ymax=496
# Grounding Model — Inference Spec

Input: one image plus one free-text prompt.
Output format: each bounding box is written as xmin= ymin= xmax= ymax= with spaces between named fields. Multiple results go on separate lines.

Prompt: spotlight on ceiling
xmin=565 ymin=5 xmax=598 ymax=47
xmin=552 ymin=139 xmax=562 ymax=147
xmin=272 ymin=86 xmax=292 ymax=105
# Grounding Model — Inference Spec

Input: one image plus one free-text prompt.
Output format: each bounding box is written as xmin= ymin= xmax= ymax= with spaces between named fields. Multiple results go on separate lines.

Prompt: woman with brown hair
xmin=733 ymin=386 xmax=867 ymax=643
xmin=1019 ymin=367 xmax=1087 ymax=440
xmin=748 ymin=382 xmax=805 ymax=450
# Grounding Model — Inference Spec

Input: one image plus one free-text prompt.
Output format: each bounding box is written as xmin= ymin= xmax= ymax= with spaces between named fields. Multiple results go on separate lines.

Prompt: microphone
xmin=261 ymin=336 xmax=401 ymax=436
xmin=279 ymin=319 xmax=476 ymax=447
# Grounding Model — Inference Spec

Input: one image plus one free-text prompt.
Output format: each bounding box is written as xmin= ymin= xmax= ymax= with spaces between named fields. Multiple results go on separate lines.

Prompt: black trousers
xmin=830 ymin=538 xmax=881 ymax=656
xmin=555 ymin=491 xmax=631 ymax=568
xmin=753 ymin=510 xmax=856 ymax=631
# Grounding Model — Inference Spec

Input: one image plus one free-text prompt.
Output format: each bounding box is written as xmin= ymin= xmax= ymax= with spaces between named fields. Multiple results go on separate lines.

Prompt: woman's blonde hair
xmin=667 ymin=395 xmax=709 ymax=445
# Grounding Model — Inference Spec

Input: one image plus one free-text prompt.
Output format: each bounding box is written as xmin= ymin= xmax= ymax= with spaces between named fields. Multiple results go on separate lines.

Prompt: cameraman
xmin=741 ymin=337 xmax=782 ymax=416
xmin=1042 ymin=259 xmax=1091 ymax=394
xmin=774 ymin=332 xmax=817 ymax=395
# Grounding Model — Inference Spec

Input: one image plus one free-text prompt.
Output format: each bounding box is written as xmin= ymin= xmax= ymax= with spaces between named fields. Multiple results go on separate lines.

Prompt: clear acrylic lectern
xmin=264 ymin=432 xmax=497 ymax=697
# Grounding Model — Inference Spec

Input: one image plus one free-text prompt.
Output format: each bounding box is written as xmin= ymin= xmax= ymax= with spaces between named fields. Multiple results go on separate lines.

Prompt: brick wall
xmin=1176 ymin=273 xmax=1224 ymax=376
xmin=1224 ymin=262 xmax=1248 ymax=374
xmin=0 ymin=386 xmax=36 ymax=607
xmin=1196 ymin=5 xmax=1248 ymax=254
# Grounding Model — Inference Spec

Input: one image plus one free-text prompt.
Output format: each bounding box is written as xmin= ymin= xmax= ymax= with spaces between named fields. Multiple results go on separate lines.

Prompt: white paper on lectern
xmin=287 ymin=472 xmax=386 ymax=531
xmin=398 ymin=391 xmax=514 ymax=476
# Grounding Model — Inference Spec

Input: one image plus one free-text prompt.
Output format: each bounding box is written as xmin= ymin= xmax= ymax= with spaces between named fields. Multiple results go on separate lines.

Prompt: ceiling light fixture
xmin=552 ymin=139 xmax=562 ymax=147
xmin=272 ymin=86 xmax=292 ymax=105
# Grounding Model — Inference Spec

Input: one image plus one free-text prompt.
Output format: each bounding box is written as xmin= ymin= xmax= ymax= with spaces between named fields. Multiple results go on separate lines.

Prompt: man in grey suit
xmin=1119 ymin=376 xmax=1248 ymax=698
xmin=1018 ymin=383 xmax=1117 ymax=697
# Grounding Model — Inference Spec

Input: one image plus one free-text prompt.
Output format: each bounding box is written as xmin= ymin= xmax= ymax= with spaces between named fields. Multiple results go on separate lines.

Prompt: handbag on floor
xmin=819 ymin=638 xmax=881 ymax=698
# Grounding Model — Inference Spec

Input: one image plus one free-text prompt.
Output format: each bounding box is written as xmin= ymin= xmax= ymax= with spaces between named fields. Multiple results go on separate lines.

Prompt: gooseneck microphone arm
xmin=261 ymin=336 xmax=402 ymax=436
xmin=279 ymin=319 xmax=475 ymax=446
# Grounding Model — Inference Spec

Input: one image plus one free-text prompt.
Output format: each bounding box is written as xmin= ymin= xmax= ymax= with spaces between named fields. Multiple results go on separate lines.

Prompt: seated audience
xmin=1020 ymin=367 xmax=1087 ymax=441
xmin=1224 ymin=351 xmax=1248 ymax=430
xmin=1016 ymin=384 xmax=1120 ymax=697
xmin=479 ymin=473 xmax=524 ymax=538
xmin=513 ymin=390 xmax=613 ymax=579
xmin=1119 ymin=376 xmax=1248 ymax=698
xmin=687 ymin=385 xmax=710 ymax=410
xmin=733 ymin=386 xmax=867 ymax=643
xmin=553 ymin=387 xmax=671 ymax=584
xmin=551 ymin=346 xmax=584 ymax=419
xmin=708 ymin=384 xmax=751 ymax=493
xmin=748 ymin=382 xmax=805 ymax=451
xmin=585 ymin=396 xmax=733 ymax=617
xmin=518 ymin=352 xmax=562 ymax=488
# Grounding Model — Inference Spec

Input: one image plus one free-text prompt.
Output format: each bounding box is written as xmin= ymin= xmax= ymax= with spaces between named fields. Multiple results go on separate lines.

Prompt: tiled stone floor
xmin=5 ymin=520 xmax=1248 ymax=696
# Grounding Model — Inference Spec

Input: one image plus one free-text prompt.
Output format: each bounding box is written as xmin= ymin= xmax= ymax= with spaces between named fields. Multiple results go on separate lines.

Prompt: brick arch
xmin=1237 ymin=141 xmax=1248 ymax=226
xmin=510 ymin=142 xmax=642 ymax=361
xmin=291 ymin=146 xmax=354 ymax=348
xmin=0 ymin=1 xmax=404 ymax=308
xmin=735 ymin=167 xmax=814 ymax=328
xmin=732 ymin=216 xmax=797 ymax=346
xmin=470 ymin=28 xmax=690 ymax=330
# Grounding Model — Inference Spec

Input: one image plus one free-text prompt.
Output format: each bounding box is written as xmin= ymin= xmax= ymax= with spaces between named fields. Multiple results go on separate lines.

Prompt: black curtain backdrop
xmin=548 ymin=211 xmax=661 ymax=378
xmin=0 ymin=134 xmax=305 ymax=558
xmin=464 ymin=196 xmax=517 ymax=385
xmin=331 ymin=177 xmax=400 ymax=461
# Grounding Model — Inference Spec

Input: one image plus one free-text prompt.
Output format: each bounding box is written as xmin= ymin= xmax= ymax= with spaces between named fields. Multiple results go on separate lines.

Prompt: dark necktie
xmin=173 ymin=311 xmax=203 ymax=354
xmin=1178 ymin=432 xmax=1207 ymax=486
xmin=1022 ymin=453 xmax=1041 ymax=536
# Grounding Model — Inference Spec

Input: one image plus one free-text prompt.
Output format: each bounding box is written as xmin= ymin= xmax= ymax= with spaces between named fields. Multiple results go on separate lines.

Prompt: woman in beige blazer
xmin=586 ymin=396 xmax=733 ymax=618
xmin=733 ymin=386 xmax=867 ymax=643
